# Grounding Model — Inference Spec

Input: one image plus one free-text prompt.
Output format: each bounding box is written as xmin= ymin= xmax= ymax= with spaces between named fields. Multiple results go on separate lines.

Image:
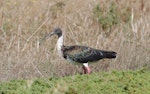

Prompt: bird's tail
xmin=102 ymin=51 xmax=117 ymax=59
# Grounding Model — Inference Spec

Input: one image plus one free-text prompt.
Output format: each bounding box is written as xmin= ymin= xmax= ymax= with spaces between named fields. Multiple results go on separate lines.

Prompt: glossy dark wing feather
xmin=63 ymin=45 xmax=117 ymax=63
xmin=63 ymin=45 xmax=84 ymax=55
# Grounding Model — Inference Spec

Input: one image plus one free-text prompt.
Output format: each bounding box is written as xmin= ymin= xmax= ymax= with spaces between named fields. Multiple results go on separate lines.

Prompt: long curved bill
xmin=39 ymin=31 xmax=55 ymax=45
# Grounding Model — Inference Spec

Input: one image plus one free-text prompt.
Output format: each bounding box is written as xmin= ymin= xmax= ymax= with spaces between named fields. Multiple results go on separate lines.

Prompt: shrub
xmin=93 ymin=2 xmax=131 ymax=30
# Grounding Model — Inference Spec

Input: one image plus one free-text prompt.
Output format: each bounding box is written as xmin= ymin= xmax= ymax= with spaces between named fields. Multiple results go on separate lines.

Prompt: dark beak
xmin=49 ymin=31 xmax=55 ymax=36
xmin=43 ymin=31 xmax=55 ymax=40
xmin=39 ymin=31 xmax=55 ymax=45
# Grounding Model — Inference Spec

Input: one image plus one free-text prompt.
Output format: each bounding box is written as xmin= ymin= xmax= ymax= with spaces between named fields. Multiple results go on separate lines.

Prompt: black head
xmin=50 ymin=28 xmax=62 ymax=38
xmin=40 ymin=28 xmax=62 ymax=45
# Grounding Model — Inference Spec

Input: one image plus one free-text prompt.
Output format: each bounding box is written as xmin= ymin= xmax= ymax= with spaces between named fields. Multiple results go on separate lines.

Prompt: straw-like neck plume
xmin=57 ymin=35 xmax=63 ymax=56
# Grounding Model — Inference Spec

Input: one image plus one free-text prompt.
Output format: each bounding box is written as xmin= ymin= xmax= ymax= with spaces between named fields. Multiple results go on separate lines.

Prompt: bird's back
xmin=62 ymin=45 xmax=116 ymax=63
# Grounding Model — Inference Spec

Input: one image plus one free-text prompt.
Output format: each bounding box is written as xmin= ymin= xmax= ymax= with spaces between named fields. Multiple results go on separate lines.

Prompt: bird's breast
xmin=56 ymin=35 xmax=64 ymax=57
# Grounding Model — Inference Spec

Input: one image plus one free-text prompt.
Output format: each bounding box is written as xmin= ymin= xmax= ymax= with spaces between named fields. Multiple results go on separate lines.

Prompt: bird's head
xmin=49 ymin=28 xmax=62 ymax=38
xmin=44 ymin=28 xmax=62 ymax=39
xmin=40 ymin=28 xmax=62 ymax=45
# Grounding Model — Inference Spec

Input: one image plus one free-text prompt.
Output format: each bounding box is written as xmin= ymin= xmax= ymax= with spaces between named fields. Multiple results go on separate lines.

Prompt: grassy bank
xmin=0 ymin=69 xmax=150 ymax=94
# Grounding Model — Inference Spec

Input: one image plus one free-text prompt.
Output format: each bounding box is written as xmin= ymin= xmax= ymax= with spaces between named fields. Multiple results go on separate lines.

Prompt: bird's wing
xmin=63 ymin=45 xmax=105 ymax=63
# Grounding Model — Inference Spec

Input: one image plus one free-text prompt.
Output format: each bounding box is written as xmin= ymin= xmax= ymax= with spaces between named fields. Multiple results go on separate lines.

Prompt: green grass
xmin=0 ymin=69 xmax=150 ymax=94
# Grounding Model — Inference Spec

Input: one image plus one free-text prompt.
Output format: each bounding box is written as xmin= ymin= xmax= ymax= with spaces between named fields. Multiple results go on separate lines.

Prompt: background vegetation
xmin=0 ymin=0 xmax=149 ymax=81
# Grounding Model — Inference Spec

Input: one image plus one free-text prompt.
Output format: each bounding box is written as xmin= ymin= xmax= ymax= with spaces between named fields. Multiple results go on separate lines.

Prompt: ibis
xmin=43 ymin=28 xmax=117 ymax=74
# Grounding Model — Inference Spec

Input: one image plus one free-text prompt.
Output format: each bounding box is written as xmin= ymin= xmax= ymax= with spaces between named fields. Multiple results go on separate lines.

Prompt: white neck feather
xmin=56 ymin=35 xmax=63 ymax=56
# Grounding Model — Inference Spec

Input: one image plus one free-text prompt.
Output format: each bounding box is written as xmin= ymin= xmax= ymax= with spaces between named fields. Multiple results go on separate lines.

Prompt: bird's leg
xmin=86 ymin=66 xmax=91 ymax=74
xmin=83 ymin=63 xmax=91 ymax=74
xmin=82 ymin=66 xmax=87 ymax=74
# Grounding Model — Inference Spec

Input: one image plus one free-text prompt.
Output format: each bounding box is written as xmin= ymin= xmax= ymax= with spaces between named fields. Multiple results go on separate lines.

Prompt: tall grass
xmin=0 ymin=0 xmax=149 ymax=81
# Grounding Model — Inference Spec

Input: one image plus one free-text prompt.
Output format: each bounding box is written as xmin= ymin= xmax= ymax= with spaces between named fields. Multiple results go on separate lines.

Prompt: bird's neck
xmin=57 ymin=35 xmax=64 ymax=56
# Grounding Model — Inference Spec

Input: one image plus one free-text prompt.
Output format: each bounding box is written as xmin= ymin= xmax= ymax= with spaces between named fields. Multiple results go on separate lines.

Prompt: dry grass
xmin=0 ymin=0 xmax=149 ymax=81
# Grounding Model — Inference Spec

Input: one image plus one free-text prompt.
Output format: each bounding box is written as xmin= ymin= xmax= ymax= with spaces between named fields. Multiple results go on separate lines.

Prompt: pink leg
xmin=86 ymin=66 xmax=91 ymax=74
xmin=82 ymin=63 xmax=91 ymax=74
xmin=82 ymin=66 xmax=87 ymax=74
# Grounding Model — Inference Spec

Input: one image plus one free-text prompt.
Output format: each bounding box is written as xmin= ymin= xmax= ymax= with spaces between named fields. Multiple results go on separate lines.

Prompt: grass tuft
xmin=93 ymin=2 xmax=131 ymax=30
